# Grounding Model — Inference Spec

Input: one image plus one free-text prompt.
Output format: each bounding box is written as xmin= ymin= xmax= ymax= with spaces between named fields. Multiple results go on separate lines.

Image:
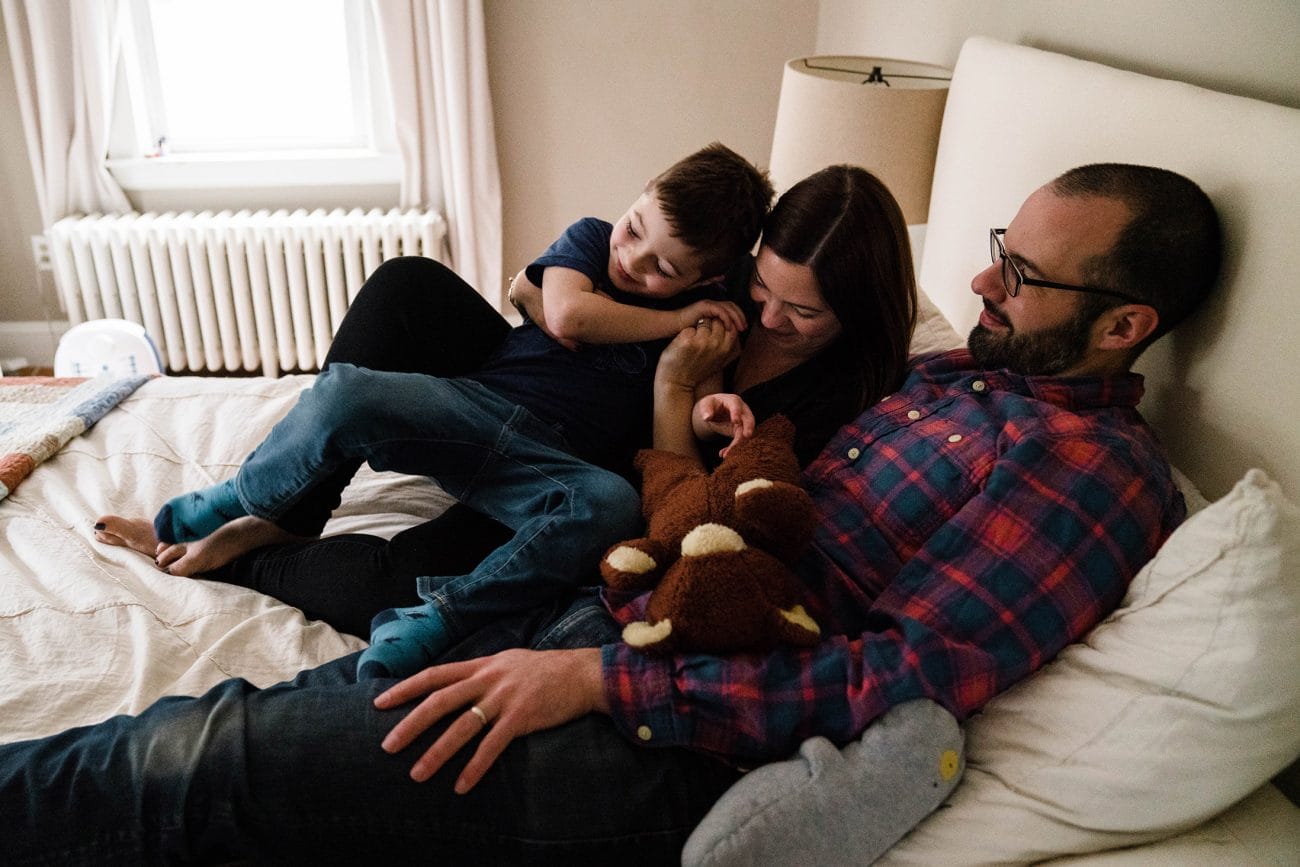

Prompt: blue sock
xmin=153 ymin=478 xmax=249 ymax=544
xmin=356 ymin=604 xmax=453 ymax=680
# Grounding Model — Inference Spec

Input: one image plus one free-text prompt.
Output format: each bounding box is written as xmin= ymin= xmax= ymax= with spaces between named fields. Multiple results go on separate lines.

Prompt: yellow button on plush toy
xmin=939 ymin=749 xmax=960 ymax=781
xmin=636 ymin=725 xmax=653 ymax=742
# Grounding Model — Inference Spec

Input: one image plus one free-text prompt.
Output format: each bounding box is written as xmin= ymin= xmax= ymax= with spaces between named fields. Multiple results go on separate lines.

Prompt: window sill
xmin=106 ymin=150 xmax=402 ymax=192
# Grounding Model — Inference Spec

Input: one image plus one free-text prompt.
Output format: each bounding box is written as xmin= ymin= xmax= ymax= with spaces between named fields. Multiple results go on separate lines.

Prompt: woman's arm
xmin=652 ymin=321 xmax=739 ymax=461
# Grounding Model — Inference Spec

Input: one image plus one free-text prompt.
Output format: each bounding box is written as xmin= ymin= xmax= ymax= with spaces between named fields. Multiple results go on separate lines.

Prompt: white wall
xmin=5 ymin=0 xmax=1300 ymax=360
xmin=485 ymin=0 xmax=819 ymax=308
xmin=815 ymin=0 xmax=1300 ymax=109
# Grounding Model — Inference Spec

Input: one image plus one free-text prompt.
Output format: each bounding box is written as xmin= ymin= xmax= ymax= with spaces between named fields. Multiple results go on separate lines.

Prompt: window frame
xmin=107 ymin=0 xmax=399 ymax=193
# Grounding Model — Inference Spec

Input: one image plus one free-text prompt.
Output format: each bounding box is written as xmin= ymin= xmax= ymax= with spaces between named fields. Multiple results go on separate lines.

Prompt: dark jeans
xmin=211 ymin=507 xmax=512 ymax=637
xmin=208 ymin=255 xmax=517 ymax=634
xmin=0 ymin=592 xmax=741 ymax=864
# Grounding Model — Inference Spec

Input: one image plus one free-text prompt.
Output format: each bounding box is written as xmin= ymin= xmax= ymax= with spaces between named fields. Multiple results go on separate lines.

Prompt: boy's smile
xmin=607 ymin=193 xmax=705 ymax=297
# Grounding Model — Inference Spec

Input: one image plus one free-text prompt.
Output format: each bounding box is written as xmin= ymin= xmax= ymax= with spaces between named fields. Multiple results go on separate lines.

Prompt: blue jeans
xmin=232 ymin=364 xmax=643 ymax=642
xmin=0 ymin=592 xmax=740 ymax=864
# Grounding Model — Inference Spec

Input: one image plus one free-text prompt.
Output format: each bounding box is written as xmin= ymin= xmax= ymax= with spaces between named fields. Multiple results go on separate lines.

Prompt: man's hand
xmin=374 ymin=647 xmax=607 ymax=792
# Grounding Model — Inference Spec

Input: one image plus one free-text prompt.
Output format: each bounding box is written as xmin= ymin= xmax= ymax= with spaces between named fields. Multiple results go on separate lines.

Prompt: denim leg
xmin=0 ymin=640 xmax=739 ymax=864
xmin=358 ymin=403 xmax=643 ymax=675
xmin=276 ymin=256 xmax=514 ymax=535
xmin=208 ymin=507 xmax=512 ymax=637
xmin=228 ymin=365 xmax=517 ymax=528
xmin=418 ymin=404 xmax=643 ymax=635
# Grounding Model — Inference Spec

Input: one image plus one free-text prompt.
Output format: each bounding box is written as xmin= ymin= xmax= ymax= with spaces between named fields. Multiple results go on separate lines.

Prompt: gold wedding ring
xmin=469 ymin=705 xmax=489 ymax=726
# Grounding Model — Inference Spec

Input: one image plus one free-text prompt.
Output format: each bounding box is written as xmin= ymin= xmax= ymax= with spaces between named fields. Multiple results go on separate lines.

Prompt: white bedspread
xmin=0 ymin=375 xmax=453 ymax=743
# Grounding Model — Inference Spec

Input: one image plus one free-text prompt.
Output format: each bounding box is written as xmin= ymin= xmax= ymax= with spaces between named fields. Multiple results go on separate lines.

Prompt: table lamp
xmin=769 ymin=56 xmax=951 ymax=225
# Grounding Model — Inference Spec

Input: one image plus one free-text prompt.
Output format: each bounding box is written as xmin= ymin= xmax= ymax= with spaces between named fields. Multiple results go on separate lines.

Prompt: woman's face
xmin=749 ymin=246 xmax=842 ymax=358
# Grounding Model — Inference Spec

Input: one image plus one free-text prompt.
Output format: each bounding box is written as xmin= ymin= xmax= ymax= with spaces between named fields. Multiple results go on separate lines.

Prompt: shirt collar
xmin=909 ymin=348 xmax=1146 ymax=411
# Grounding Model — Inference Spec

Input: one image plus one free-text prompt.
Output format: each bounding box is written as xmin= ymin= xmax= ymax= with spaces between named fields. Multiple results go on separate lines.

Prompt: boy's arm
xmin=508 ymin=269 xmax=580 ymax=351
xmin=543 ymin=266 xmax=744 ymax=345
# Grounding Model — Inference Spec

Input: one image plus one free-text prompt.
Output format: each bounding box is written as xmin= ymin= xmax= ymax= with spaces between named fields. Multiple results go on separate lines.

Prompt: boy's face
xmin=607 ymin=193 xmax=708 ymax=297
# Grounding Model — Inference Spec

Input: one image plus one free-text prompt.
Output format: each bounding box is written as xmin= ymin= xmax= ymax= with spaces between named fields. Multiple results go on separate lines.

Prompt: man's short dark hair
xmin=648 ymin=142 xmax=774 ymax=276
xmin=1052 ymin=163 xmax=1222 ymax=342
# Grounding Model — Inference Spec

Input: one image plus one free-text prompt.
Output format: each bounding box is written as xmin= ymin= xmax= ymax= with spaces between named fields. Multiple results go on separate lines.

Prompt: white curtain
xmin=2 ymin=0 xmax=132 ymax=227
xmin=372 ymin=0 xmax=503 ymax=304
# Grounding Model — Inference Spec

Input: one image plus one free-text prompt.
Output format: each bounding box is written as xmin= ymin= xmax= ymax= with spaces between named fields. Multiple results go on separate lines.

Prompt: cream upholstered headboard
xmin=918 ymin=37 xmax=1300 ymax=501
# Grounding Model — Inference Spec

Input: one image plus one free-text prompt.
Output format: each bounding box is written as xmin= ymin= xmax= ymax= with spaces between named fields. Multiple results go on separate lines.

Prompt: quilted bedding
xmin=0 ymin=374 xmax=453 ymax=743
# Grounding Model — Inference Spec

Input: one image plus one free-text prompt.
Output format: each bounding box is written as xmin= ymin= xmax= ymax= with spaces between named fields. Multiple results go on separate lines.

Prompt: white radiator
xmin=48 ymin=208 xmax=447 ymax=376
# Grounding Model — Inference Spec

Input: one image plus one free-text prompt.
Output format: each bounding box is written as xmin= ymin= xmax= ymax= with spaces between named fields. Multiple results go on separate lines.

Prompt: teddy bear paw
xmin=680 ymin=523 xmax=746 ymax=557
xmin=601 ymin=539 xmax=668 ymax=592
xmin=735 ymin=478 xmax=774 ymax=498
xmin=773 ymin=604 xmax=821 ymax=645
xmin=605 ymin=545 xmax=657 ymax=575
xmin=623 ymin=618 xmax=673 ymax=650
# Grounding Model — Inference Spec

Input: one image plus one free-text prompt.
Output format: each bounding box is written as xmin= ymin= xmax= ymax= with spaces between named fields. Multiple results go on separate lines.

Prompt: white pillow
xmin=880 ymin=469 xmax=1300 ymax=864
xmin=909 ymin=285 xmax=965 ymax=357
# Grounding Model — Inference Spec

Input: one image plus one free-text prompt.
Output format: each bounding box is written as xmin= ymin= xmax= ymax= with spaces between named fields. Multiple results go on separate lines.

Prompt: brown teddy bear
xmin=600 ymin=414 xmax=821 ymax=656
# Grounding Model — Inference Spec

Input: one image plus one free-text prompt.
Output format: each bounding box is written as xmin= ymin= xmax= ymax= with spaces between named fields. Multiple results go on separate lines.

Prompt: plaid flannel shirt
xmin=601 ymin=349 xmax=1185 ymax=765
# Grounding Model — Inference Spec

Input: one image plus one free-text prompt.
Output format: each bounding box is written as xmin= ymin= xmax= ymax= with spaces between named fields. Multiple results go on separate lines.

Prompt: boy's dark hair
xmin=648 ymin=142 xmax=774 ymax=276
xmin=1051 ymin=163 xmax=1222 ymax=344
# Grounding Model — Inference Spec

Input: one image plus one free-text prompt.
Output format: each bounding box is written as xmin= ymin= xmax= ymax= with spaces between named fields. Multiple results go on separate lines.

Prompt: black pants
xmin=207 ymin=257 xmax=515 ymax=636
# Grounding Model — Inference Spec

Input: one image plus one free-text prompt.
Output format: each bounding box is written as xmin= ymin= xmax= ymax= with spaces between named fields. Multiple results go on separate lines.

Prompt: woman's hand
xmin=693 ymin=393 xmax=755 ymax=458
xmin=657 ymin=318 xmax=741 ymax=394
xmin=374 ymin=647 xmax=606 ymax=792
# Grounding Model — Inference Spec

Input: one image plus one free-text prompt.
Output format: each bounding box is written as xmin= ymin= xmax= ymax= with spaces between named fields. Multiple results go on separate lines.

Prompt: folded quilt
xmin=0 ymin=373 xmax=151 ymax=500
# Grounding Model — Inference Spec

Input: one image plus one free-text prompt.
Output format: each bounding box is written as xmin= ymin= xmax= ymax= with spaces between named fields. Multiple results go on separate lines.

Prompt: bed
xmin=2 ymin=35 xmax=1298 ymax=864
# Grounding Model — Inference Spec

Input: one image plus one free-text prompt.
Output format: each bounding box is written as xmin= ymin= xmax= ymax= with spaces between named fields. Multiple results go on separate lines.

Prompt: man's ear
xmin=1095 ymin=304 xmax=1159 ymax=351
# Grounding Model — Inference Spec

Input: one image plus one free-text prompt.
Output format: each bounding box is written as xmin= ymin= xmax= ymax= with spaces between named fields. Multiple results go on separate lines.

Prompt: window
xmin=108 ymin=0 xmax=398 ymax=190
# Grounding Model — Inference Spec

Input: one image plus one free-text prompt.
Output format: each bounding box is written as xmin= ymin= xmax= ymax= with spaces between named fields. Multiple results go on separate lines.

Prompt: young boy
xmin=145 ymin=142 xmax=773 ymax=679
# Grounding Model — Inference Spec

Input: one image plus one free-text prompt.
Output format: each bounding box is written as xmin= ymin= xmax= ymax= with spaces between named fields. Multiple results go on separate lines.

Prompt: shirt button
xmin=907 ymin=410 xmax=921 ymax=420
xmin=948 ymin=434 xmax=963 ymax=443
xmin=636 ymin=725 xmax=653 ymax=741
xmin=847 ymin=447 xmax=861 ymax=460
xmin=971 ymin=380 xmax=987 ymax=392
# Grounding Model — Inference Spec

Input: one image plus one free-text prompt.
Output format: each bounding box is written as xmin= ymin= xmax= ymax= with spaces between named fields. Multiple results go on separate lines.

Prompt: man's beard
xmin=967 ymin=301 xmax=1094 ymax=376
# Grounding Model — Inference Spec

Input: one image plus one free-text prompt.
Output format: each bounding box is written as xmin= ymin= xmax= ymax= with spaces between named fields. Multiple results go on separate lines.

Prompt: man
xmin=0 ymin=164 xmax=1221 ymax=864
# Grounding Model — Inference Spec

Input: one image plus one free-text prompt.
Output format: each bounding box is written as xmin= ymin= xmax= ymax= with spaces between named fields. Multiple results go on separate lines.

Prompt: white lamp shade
xmin=769 ymin=56 xmax=950 ymax=224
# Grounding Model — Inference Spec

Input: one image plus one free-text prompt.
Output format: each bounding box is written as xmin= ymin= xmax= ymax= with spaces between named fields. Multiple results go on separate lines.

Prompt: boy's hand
xmin=677 ymin=299 xmax=747 ymax=334
xmin=693 ymin=393 xmax=755 ymax=458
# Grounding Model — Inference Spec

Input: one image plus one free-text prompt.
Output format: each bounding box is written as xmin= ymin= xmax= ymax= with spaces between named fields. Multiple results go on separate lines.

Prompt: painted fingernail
xmin=93 ymin=522 xmax=106 ymax=530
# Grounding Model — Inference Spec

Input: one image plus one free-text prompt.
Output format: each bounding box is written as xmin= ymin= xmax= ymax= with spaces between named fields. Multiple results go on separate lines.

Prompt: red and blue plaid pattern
xmin=602 ymin=349 xmax=1185 ymax=764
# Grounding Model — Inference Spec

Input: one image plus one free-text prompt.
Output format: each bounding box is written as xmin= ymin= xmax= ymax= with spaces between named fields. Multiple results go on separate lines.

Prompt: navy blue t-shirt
xmin=465 ymin=218 xmax=723 ymax=476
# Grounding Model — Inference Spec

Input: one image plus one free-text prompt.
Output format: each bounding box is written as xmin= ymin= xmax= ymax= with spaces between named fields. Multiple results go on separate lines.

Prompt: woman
xmin=647 ymin=163 xmax=915 ymax=468
xmin=94 ymin=165 xmax=917 ymax=638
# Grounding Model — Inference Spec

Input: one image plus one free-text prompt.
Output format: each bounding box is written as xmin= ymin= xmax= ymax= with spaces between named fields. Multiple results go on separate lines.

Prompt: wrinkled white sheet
xmin=0 ymin=375 xmax=454 ymax=743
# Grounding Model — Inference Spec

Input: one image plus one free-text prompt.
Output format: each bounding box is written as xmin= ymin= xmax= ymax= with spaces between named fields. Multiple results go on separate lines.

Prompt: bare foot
xmin=94 ymin=515 xmax=160 ymax=558
xmin=95 ymin=514 xmax=310 ymax=577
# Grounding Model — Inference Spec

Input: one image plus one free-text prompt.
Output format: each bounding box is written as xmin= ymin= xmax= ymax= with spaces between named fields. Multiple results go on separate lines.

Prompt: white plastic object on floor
xmin=54 ymin=319 xmax=164 ymax=378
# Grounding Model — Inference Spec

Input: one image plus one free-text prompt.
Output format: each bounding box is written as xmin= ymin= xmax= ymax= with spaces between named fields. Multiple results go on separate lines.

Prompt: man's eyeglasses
xmin=989 ymin=228 xmax=1145 ymax=304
